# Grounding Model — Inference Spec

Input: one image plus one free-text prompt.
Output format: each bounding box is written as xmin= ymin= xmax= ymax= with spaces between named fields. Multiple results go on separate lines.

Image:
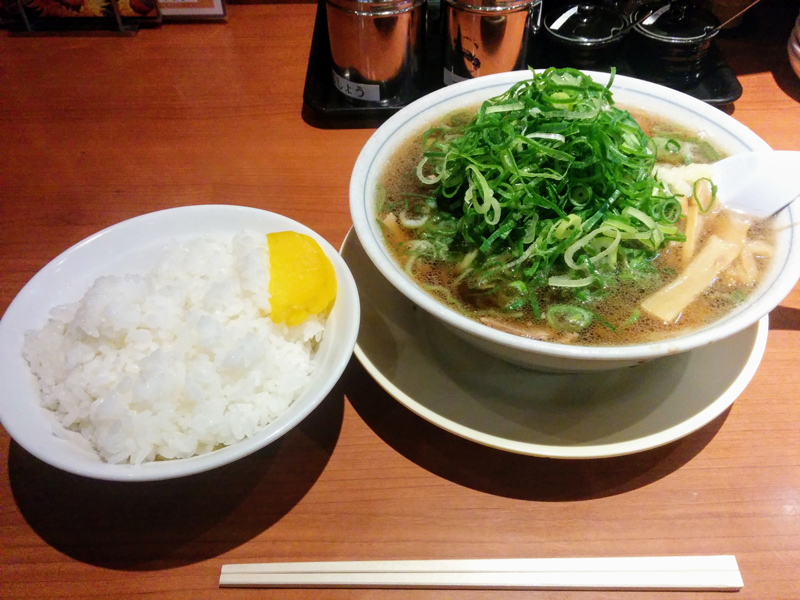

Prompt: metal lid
xmin=445 ymin=0 xmax=540 ymax=14
xmin=326 ymin=0 xmax=424 ymax=16
xmin=544 ymin=2 xmax=627 ymax=45
xmin=633 ymin=0 xmax=720 ymax=44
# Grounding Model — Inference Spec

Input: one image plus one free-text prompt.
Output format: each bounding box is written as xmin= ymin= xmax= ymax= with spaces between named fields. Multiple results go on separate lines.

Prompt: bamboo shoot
xmin=736 ymin=240 xmax=774 ymax=285
xmin=381 ymin=212 xmax=406 ymax=244
xmin=641 ymin=215 xmax=750 ymax=323
xmin=682 ymin=197 xmax=701 ymax=263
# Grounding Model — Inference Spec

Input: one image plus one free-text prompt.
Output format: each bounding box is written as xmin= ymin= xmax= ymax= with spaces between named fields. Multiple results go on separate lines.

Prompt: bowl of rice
xmin=0 ymin=205 xmax=360 ymax=481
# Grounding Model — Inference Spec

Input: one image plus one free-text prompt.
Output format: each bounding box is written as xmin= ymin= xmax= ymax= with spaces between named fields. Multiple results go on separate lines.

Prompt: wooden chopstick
xmin=219 ymin=555 xmax=743 ymax=590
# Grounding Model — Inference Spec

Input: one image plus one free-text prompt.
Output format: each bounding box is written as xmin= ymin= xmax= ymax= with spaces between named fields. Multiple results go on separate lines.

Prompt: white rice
xmin=22 ymin=232 xmax=326 ymax=465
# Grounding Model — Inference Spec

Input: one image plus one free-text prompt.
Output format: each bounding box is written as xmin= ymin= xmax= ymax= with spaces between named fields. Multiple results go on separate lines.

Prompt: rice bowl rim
xmin=0 ymin=205 xmax=360 ymax=481
xmin=350 ymin=69 xmax=800 ymax=365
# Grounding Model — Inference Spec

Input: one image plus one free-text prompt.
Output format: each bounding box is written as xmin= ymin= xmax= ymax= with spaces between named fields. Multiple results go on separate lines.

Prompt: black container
xmin=542 ymin=1 xmax=628 ymax=70
xmin=302 ymin=0 xmax=743 ymax=128
xmin=628 ymin=0 xmax=720 ymax=87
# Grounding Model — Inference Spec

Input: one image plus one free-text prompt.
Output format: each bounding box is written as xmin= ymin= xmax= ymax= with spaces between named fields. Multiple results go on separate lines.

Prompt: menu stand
xmin=1 ymin=0 xmax=161 ymax=34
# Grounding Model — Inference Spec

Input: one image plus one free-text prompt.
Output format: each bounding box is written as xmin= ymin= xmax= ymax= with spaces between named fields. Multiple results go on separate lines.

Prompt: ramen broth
xmin=377 ymin=104 xmax=774 ymax=346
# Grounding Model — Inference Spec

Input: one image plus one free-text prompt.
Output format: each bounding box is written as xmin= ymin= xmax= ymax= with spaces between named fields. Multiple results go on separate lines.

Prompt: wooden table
xmin=2 ymin=2 xmax=799 ymax=598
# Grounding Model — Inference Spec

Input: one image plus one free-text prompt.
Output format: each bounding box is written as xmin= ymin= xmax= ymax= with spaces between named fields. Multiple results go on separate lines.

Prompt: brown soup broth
xmin=377 ymin=106 xmax=774 ymax=346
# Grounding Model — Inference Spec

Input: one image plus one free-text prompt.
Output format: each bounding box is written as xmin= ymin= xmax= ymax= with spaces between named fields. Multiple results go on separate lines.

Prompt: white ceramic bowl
xmin=350 ymin=70 xmax=800 ymax=372
xmin=0 ymin=205 xmax=360 ymax=481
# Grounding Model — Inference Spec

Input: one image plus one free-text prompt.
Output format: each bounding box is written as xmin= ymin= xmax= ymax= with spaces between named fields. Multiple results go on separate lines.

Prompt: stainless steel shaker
xmin=326 ymin=0 xmax=426 ymax=105
xmin=788 ymin=7 xmax=800 ymax=80
xmin=443 ymin=0 xmax=542 ymax=84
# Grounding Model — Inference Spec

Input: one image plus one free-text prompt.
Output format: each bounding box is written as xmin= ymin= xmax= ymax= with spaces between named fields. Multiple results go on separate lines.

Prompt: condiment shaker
xmin=326 ymin=0 xmax=427 ymax=105
xmin=442 ymin=0 xmax=543 ymax=85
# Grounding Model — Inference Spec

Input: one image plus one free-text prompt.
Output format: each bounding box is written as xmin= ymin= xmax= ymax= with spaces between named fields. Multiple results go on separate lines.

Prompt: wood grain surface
xmin=1 ymin=2 xmax=799 ymax=599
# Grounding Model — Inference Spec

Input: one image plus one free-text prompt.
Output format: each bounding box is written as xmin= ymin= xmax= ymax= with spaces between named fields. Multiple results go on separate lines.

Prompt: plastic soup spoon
xmin=711 ymin=150 xmax=800 ymax=218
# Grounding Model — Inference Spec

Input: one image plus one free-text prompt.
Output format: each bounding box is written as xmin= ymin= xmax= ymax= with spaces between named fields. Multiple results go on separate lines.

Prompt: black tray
xmin=302 ymin=0 xmax=743 ymax=129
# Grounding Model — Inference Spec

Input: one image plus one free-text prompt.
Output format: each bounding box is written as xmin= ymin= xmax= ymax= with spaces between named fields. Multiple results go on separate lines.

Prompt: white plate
xmin=0 ymin=206 xmax=360 ymax=481
xmin=342 ymin=228 xmax=768 ymax=459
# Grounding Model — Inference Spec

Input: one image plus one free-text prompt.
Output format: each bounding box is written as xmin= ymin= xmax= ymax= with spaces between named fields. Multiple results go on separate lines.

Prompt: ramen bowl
xmin=349 ymin=70 xmax=800 ymax=372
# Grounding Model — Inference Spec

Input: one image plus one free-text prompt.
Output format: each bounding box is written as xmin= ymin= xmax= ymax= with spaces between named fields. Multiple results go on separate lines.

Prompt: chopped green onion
xmin=569 ymin=184 xmax=593 ymax=208
xmin=548 ymin=273 xmax=595 ymax=288
xmin=656 ymin=198 xmax=682 ymax=224
xmin=546 ymin=305 xmax=594 ymax=332
xmin=388 ymin=67 xmax=693 ymax=336
xmin=693 ymin=177 xmax=718 ymax=213
xmin=399 ymin=208 xmax=429 ymax=228
xmin=621 ymin=309 xmax=641 ymax=328
xmin=554 ymin=214 xmax=582 ymax=240
xmin=486 ymin=101 xmax=525 ymax=113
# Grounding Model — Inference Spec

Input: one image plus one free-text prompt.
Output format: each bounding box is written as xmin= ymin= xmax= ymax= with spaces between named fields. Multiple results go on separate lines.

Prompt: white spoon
xmin=712 ymin=150 xmax=800 ymax=218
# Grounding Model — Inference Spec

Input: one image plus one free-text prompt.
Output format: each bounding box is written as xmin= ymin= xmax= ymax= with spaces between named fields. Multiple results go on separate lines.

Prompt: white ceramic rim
xmin=341 ymin=228 xmax=769 ymax=459
xmin=354 ymin=318 xmax=768 ymax=459
xmin=0 ymin=205 xmax=360 ymax=481
xmin=350 ymin=69 xmax=800 ymax=365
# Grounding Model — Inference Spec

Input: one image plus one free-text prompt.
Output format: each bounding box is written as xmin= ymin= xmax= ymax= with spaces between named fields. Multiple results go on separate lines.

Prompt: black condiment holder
xmin=302 ymin=0 xmax=742 ymax=129
xmin=303 ymin=0 xmax=444 ymax=128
